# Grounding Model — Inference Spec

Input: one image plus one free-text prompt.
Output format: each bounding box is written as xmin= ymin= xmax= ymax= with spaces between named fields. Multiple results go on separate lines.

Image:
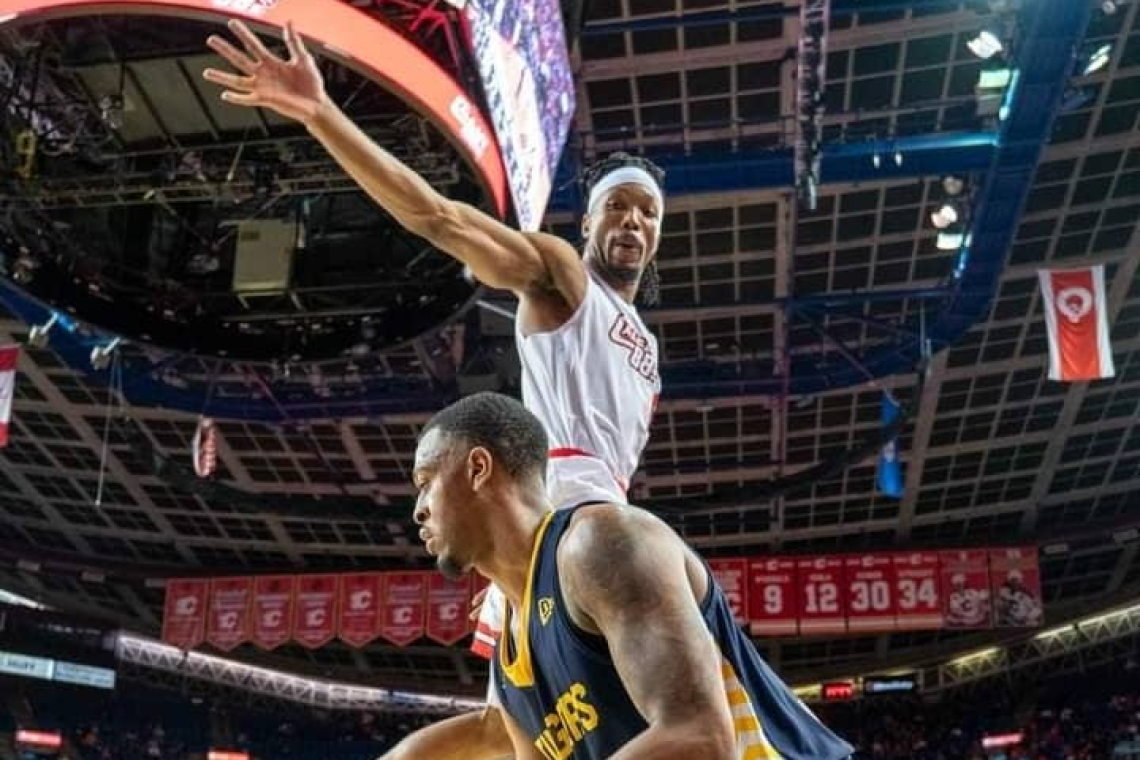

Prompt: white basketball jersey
xmin=516 ymin=269 xmax=660 ymax=509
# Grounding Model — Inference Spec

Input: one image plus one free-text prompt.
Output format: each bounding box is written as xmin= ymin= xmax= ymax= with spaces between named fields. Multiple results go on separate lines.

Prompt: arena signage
xmin=862 ymin=674 xmax=918 ymax=695
xmin=0 ymin=0 xmax=509 ymax=217
xmin=821 ymin=682 xmax=855 ymax=702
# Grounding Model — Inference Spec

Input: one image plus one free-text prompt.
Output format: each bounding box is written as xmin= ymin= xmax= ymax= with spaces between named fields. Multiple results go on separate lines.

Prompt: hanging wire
xmin=94 ymin=348 xmax=123 ymax=506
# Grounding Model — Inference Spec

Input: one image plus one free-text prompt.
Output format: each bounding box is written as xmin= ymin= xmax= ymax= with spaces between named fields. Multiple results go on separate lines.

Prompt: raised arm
xmin=559 ymin=507 xmax=737 ymax=760
xmin=203 ymin=20 xmax=584 ymax=301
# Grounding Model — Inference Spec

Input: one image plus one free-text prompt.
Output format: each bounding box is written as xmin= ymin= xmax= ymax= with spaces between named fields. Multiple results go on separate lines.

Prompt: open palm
xmin=203 ymin=20 xmax=326 ymax=125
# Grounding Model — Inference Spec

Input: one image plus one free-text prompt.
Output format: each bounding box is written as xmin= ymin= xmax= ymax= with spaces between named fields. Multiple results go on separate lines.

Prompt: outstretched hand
xmin=204 ymin=19 xmax=327 ymax=125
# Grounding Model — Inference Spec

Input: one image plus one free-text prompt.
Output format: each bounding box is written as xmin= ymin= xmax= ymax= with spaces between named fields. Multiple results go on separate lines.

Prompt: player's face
xmin=583 ymin=184 xmax=662 ymax=284
xmin=412 ymin=429 xmax=483 ymax=579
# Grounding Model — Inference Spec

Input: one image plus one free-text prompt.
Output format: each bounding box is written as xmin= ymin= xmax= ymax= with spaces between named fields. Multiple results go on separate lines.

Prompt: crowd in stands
xmin=1 ymin=681 xmax=435 ymax=760
xmin=823 ymin=661 xmax=1140 ymax=759
xmin=2 ymin=662 xmax=1139 ymax=760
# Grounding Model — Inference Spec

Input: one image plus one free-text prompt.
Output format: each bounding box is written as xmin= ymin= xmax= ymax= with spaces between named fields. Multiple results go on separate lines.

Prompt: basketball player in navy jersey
xmin=410 ymin=392 xmax=854 ymax=760
xmin=206 ymin=20 xmax=669 ymax=759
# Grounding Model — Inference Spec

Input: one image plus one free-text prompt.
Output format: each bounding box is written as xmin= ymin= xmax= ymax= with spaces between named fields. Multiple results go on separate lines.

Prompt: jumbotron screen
xmin=463 ymin=0 xmax=576 ymax=230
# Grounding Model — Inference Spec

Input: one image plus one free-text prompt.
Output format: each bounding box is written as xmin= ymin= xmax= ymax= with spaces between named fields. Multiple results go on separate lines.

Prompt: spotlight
xmin=930 ymin=203 xmax=960 ymax=229
xmin=942 ymin=176 xmax=965 ymax=196
xmin=893 ymin=151 xmax=903 ymax=167
xmin=1102 ymin=1 xmax=1118 ymax=15
xmin=937 ymin=230 xmax=967 ymax=250
xmin=872 ymin=152 xmax=881 ymax=169
xmin=1082 ymin=43 xmax=1112 ymax=75
xmin=977 ymin=66 xmax=1012 ymax=90
xmin=89 ymin=338 xmax=122 ymax=370
xmin=967 ymin=30 xmax=1004 ymax=59
xmin=27 ymin=313 xmax=59 ymax=348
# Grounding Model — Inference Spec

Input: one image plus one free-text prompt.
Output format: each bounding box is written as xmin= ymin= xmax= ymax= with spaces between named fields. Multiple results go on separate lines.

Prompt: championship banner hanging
xmin=161 ymin=578 xmax=208 ymax=649
xmin=990 ymin=547 xmax=1043 ymax=628
xmin=796 ymin=556 xmax=846 ymax=635
xmin=708 ymin=558 xmax=749 ymax=625
xmin=159 ymin=545 xmax=1042 ymax=651
xmin=939 ymin=550 xmax=993 ymax=629
xmin=426 ymin=573 xmax=472 ymax=646
xmin=1038 ymin=266 xmax=1115 ymax=382
xmin=892 ymin=552 xmax=942 ymax=630
xmin=338 ymin=573 xmax=383 ymax=648
xmin=292 ymin=575 xmax=339 ymax=649
xmin=844 ymin=554 xmax=895 ymax=632
xmin=205 ymin=577 xmax=252 ymax=651
xmin=748 ymin=558 xmax=798 ymax=636
xmin=380 ymin=572 xmax=427 ymax=646
xmin=251 ymin=575 xmax=294 ymax=650
xmin=0 ymin=344 xmax=18 ymax=449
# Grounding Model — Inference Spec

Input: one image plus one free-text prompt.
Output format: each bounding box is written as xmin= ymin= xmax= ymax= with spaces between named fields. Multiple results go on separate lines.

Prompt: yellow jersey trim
xmin=499 ymin=511 xmax=556 ymax=688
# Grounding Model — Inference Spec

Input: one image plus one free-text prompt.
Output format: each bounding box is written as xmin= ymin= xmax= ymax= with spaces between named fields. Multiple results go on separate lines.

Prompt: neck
xmin=473 ymin=496 xmax=551 ymax=608
xmin=585 ymin=253 xmax=639 ymax=305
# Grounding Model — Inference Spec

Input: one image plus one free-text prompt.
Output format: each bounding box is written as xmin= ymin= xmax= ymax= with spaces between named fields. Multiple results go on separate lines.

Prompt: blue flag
xmin=878 ymin=393 xmax=904 ymax=499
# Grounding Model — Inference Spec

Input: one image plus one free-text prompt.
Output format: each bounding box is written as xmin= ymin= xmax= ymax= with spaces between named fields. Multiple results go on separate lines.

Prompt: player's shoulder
xmin=559 ymin=503 xmax=674 ymax=567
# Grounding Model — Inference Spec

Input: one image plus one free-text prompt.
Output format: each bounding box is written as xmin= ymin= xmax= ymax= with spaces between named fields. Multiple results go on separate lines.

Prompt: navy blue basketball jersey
xmin=493 ymin=507 xmax=854 ymax=760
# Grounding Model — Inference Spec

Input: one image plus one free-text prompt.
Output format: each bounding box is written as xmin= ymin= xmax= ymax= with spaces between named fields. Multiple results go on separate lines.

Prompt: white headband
xmin=586 ymin=166 xmax=665 ymax=216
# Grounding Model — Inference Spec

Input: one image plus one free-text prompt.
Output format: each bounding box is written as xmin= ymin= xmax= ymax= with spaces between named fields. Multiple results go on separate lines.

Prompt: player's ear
xmin=467 ymin=446 xmax=493 ymax=491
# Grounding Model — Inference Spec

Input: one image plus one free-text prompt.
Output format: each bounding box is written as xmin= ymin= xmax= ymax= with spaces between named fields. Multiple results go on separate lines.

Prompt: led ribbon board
xmin=463 ymin=0 xmax=575 ymax=231
xmin=0 ymin=0 xmax=509 ymax=218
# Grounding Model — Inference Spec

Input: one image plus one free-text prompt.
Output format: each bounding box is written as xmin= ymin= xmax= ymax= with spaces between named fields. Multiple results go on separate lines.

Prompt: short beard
xmin=437 ymin=555 xmax=466 ymax=581
xmin=590 ymin=252 xmax=640 ymax=284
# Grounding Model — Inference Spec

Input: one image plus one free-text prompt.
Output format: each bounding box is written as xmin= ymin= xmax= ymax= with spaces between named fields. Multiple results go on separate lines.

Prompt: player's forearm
xmin=305 ymin=95 xmax=451 ymax=241
xmin=376 ymin=709 xmax=513 ymax=760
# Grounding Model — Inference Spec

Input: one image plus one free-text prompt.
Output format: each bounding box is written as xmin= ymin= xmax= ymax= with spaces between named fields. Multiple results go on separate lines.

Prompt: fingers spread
xmin=220 ymin=90 xmax=261 ymax=107
xmin=283 ymin=20 xmax=309 ymax=63
xmin=228 ymin=19 xmax=275 ymax=63
xmin=203 ymin=68 xmax=255 ymax=91
xmin=207 ymin=35 xmax=259 ymax=75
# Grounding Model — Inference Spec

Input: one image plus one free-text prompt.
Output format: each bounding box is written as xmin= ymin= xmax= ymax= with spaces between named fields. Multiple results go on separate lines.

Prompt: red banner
xmin=796 ymin=556 xmax=846 ymax=635
xmin=161 ymin=578 xmax=208 ymax=649
xmin=251 ymin=576 xmax=294 ymax=650
xmin=748 ymin=558 xmax=798 ymax=636
xmin=708 ymin=558 xmax=749 ymax=625
xmin=844 ymin=554 xmax=896 ymax=632
xmin=892 ymin=552 xmax=942 ymax=630
xmin=1038 ymin=266 xmax=1115 ymax=382
xmin=381 ymin=572 xmax=427 ymax=646
xmin=338 ymin=573 xmax=383 ymax=648
xmin=293 ymin=575 xmax=339 ymax=649
xmin=426 ymin=573 xmax=472 ymax=645
xmin=940 ymin=550 xmax=993 ymax=629
xmin=990 ymin=547 xmax=1043 ymax=628
xmin=205 ymin=577 xmax=252 ymax=652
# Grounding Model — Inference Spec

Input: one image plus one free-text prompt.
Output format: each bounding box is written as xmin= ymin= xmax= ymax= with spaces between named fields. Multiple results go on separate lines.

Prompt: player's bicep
xmin=428 ymin=203 xmax=567 ymax=296
xmin=562 ymin=511 xmax=733 ymax=733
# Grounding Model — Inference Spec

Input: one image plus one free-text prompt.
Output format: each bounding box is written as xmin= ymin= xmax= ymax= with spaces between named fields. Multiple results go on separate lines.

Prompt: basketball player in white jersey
xmin=205 ymin=21 xmax=662 ymax=758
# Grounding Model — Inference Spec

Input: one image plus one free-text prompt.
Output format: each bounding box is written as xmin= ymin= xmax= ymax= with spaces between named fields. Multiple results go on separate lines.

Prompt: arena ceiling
xmin=0 ymin=0 xmax=1138 ymax=695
